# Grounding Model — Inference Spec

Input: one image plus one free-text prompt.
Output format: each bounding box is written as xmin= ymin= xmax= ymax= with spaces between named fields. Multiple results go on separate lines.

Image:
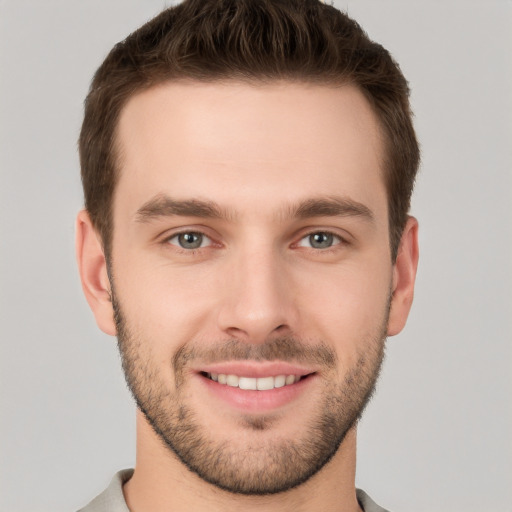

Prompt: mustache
xmin=172 ymin=337 xmax=338 ymax=373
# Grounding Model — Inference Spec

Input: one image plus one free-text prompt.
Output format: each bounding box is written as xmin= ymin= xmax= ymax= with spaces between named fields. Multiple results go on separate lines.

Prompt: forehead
xmin=114 ymin=81 xmax=386 ymax=221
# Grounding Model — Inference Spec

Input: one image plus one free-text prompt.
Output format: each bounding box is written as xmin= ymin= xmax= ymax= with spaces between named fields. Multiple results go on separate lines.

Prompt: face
xmin=92 ymin=81 xmax=412 ymax=494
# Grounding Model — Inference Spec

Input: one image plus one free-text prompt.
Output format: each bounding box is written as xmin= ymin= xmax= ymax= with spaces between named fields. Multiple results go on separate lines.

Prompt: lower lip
xmin=198 ymin=373 xmax=316 ymax=413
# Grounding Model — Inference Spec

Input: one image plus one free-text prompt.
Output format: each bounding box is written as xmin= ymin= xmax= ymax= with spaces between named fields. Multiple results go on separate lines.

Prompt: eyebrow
xmin=292 ymin=196 xmax=374 ymax=222
xmin=135 ymin=194 xmax=374 ymax=223
xmin=135 ymin=195 xmax=233 ymax=222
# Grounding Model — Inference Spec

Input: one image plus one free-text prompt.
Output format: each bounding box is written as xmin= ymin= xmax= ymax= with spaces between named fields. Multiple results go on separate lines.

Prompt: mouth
xmin=201 ymin=372 xmax=309 ymax=390
xmin=195 ymin=363 xmax=317 ymax=412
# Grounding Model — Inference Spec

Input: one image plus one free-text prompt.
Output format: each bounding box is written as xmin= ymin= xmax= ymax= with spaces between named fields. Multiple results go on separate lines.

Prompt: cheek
xmin=114 ymin=262 xmax=220 ymax=344
xmin=294 ymin=262 xmax=391 ymax=346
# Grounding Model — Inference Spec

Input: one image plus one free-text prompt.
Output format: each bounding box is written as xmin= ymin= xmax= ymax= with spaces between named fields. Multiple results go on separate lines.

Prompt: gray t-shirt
xmin=78 ymin=469 xmax=390 ymax=512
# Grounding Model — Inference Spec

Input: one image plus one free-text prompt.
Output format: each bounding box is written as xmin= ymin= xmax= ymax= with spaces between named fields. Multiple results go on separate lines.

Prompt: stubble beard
xmin=112 ymin=290 xmax=388 ymax=496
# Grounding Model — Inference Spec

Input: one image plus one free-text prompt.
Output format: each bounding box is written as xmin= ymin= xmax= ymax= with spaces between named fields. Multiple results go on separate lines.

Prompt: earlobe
xmin=75 ymin=210 xmax=117 ymax=336
xmin=387 ymin=216 xmax=419 ymax=337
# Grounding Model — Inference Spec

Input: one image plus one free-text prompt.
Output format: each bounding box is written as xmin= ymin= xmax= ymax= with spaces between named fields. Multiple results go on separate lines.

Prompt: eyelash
xmin=164 ymin=231 xmax=216 ymax=254
xmin=162 ymin=229 xmax=348 ymax=255
xmin=295 ymin=230 xmax=345 ymax=252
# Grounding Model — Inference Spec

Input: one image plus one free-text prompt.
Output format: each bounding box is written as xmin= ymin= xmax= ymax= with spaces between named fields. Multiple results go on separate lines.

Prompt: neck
xmin=123 ymin=410 xmax=362 ymax=512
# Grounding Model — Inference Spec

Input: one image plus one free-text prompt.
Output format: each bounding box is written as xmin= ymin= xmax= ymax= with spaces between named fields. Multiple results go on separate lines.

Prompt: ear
xmin=75 ymin=210 xmax=116 ymax=336
xmin=387 ymin=216 xmax=419 ymax=336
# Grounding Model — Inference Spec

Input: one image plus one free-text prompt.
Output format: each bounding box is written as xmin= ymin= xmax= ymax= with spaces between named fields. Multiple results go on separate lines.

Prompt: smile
xmin=198 ymin=365 xmax=317 ymax=412
xmin=204 ymin=372 xmax=303 ymax=390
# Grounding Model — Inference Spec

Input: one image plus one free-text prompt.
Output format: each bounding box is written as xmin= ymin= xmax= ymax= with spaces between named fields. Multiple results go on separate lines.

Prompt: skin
xmin=76 ymin=81 xmax=419 ymax=512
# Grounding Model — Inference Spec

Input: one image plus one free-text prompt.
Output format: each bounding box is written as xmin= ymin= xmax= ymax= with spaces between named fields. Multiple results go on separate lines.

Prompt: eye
xmin=167 ymin=232 xmax=212 ymax=250
xmin=298 ymin=231 xmax=342 ymax=249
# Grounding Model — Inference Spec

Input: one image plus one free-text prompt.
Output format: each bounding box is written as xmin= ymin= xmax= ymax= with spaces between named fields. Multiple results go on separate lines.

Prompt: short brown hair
xmin=79 ymin=0 xmax=419 ymax=260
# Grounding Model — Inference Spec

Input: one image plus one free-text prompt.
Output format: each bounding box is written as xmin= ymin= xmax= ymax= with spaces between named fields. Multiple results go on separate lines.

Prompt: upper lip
xmin=193 ymin=361 xmax=316 ymax=378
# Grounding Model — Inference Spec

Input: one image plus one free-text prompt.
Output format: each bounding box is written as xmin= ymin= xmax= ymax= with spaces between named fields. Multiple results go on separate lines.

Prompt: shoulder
xmin=77 ymin=469 xmax=134 ymax=512
xmin=356 ymin=488 xmax=391 ymax=512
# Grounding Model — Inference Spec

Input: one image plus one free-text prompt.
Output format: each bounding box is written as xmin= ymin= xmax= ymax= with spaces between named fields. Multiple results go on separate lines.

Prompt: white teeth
xmin=226 ymin=374 xmax=239 ymax=387
xmin=274 ymin=375 xmax=286 ymax=388
xmin=285 ymin=375 xmax=295 ymax=385
xmin=207 ymin=373 xmax=301 ymax=390
xmin=256 ymin=376 xmax=274 ymax=391
xmin=239 ymin=377 xmax=257 ymax=390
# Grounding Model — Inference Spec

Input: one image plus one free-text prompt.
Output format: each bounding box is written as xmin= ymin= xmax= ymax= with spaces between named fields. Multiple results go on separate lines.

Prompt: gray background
xmin=1 ymin=1 xmax=511 ymax=510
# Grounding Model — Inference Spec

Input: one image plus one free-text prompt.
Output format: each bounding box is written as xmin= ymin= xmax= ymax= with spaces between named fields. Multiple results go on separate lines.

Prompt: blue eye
xmin=168 ymin=232 xmax=211 ymax=249
xmin=298 ymin=232 xmax=341 ymax=249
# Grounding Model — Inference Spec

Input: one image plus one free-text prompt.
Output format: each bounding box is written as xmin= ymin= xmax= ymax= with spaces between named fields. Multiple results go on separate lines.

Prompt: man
xmin=76 ymin=0 xmax=419 ymax=510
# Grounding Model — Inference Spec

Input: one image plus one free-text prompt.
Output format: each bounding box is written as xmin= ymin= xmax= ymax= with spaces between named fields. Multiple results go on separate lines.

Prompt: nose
xmin=216 ymin=243 xmax=297 ymax=344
